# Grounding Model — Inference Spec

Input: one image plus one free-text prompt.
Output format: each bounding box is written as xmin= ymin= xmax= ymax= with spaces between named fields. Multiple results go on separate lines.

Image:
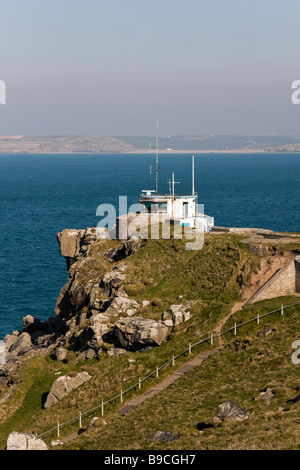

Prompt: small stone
xmin=50 ymin=440 xmax=63 ymax=448
xmin=257 ymin=326 xmax=276 ymax=337
xmin=148 ymin=430 xmax=180 ymax=443
xmin=254 ymin=388 xmax=276 ymax=403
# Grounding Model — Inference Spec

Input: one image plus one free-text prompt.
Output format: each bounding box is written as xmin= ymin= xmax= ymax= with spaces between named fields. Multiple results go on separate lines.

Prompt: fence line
xmin=37 ymin=300 xmax=300 ymax=440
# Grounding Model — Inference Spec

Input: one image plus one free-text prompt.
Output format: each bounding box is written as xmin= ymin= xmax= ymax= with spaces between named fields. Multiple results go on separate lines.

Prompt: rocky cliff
xmin=0 ymin=228 xmax=191 ymax=386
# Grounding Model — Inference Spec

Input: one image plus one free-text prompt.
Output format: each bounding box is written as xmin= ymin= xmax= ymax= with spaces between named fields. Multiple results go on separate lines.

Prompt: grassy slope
xmin=0 ymin=233 xmax=295 ymax=449
xmin=63 ymin=296 xmax=300 ymax=450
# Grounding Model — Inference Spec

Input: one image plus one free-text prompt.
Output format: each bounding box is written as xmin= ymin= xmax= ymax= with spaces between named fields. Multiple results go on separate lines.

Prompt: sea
xmin=0 ymin=153 xmax=299 ymax=339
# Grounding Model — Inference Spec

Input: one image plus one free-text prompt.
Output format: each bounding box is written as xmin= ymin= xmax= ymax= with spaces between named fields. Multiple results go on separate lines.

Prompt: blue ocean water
xmin=0 ymin=153 xmax=299 ymax=339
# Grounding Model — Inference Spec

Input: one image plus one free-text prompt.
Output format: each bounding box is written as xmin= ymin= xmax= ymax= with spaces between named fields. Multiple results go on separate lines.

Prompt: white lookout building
xmin=139 ymin=123 xmax=214 ymax=232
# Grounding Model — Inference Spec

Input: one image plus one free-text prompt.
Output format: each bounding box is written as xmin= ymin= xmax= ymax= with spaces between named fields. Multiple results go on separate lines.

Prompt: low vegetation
xmin=63 ymin=297 xmax=300 ymax=450
xmin=0 ymin=232 xmax=299 ymax=450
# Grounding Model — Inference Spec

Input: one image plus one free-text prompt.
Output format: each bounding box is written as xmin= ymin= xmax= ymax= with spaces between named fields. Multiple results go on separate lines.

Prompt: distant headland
xmin=1 ymin=134 xmax=300 ymax=154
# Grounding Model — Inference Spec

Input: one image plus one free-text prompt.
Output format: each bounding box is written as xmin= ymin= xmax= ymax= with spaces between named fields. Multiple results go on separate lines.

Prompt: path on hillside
xmin=118 ymin=348 xmax=221 ymax=415
xmin=214 ymin=253 xmax=294 ymax=347
xmin=58 ymin=347 xmax=221 ymax=446
xmin=59 ymin=254 xmax=291 ymax=444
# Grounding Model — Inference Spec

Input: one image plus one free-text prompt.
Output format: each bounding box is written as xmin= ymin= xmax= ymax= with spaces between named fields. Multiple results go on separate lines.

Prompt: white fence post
xmin=101 ymin=400 xmax=104 ymax=416
xmin=211 ymin=332 xmax=214 ymax=345
xmin=156 ymin=367 xmax=159 ymax=378
xmin=79 ymin=411 xmax=82 ymax=429
xmin=189 ymin=343 xmax=192 ymax=355
xmin=120 ymin=390 xmax=123 ymax=404
xmin=139 ymin=377 xmax=141 ymax=389
xmin=234 ymin=323 xmax=237 ymax=335
xmin=281 ymin=304 xmax=284 ymax=316
xmin=257 ymin=313 xmax=260 ymax=325
xmin=57 ymin=422 xmax=60 ymax=438
xmin=172 ymin=355 xmax=175 ymax=366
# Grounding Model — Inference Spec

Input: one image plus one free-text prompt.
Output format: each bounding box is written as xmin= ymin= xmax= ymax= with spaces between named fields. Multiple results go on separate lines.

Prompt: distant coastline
xmin=1 ymin=134 xmax=300 ymax=155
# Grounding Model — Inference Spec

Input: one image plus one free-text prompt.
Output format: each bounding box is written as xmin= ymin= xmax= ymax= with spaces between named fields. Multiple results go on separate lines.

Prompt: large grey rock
xmin=3 ymin=333 xmax=18 ymax=351
xmin=57 ymin=227 xmax=107 ymax=270
xmin=100 ymin=264 xmax=127 ymax=296
xmin=105 ymin=296 xmax=140 ymax=318
xmin=83 ymin=313 xmax=113 ymax=351
xmin=114 ymin=317 xmax=168 ymax=350
xmin=6 ymin=432 xmax=48 ymax=450
xmin=55 ymin=348 xmax=68 ymax=361
xmin=213 ymin=401 xmax=250 ymax=424
xmin=77 ymin=348 xmax=97 ymax=361
xmin=58 ymin=229 xmax=82 ymax=259
xmin=9 ymin=333 xmax=32 ymax=356
xmin=44 ymin=371 xmax=92 ymax=408
xmin=162 ymin=304 xmax=191 ymax=328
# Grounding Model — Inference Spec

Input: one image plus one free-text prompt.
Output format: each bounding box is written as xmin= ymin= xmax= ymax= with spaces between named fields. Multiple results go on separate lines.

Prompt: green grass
xmin=62 ymin=299 xmax=300 ymax=450
xmin=0 ymin=233 xmax=298 ymax=449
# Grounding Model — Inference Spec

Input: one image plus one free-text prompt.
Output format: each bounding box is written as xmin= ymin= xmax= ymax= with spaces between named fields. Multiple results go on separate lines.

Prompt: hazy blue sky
xmin=1 ymin=0 xmax=300 ymax=135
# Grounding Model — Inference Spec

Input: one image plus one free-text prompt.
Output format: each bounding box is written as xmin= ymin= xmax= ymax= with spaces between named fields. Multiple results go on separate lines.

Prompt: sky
xmin=1 ymin=0 xmax=300 ymax=136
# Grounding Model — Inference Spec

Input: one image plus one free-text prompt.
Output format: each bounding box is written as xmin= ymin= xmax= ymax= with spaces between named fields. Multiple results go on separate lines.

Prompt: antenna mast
xmin=192 ymin=154 xmax=195 ymax=196
xmin=155 ymin=116 xmax=159 ymax=194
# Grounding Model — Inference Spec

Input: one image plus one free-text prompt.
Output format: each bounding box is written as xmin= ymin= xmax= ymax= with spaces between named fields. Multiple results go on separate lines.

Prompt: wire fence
xmin=37 ymin=300 xmax=300 ymax=440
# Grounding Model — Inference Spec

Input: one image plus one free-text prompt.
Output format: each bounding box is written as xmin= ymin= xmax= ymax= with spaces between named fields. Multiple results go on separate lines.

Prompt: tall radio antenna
xmin=155 ymin=116 xmax=159 ymax=194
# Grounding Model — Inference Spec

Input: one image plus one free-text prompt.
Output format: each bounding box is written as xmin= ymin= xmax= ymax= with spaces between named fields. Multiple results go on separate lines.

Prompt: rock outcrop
xmin=0 ymin=227 xmax=167 ymax=388
xmin=162 ymin=304 xmax=191 ymax=328
xmin=54 ymin=348 xmax=68 ymax=361
xmin=9 ymin=333 xmax=33 ymax=356
xmin=44 ymin=371 xmax=92 ymax=408
xmin=6 ymin=432 xmax=48 ymax=450
xmin=114 ymin=317 xmax=169 ymax=350
xmin=105 ymin=296 xmax=140 ymax=318
xmin=2 ymin=332 xmax=19 ymax=351
xmin=53 ymin=231 xmax=166 ymax=358
xmin=213 ymin=401 xmax=250 ymax=424
xmin=104 ymin=237 xmax=142 ymax=262
xmin=58 ymin=228 xmax=107 ymax=269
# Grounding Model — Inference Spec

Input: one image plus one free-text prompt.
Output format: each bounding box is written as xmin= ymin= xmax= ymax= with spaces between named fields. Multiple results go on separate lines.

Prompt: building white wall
xmin=172 ymin=198 xmax=196 ymax=218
